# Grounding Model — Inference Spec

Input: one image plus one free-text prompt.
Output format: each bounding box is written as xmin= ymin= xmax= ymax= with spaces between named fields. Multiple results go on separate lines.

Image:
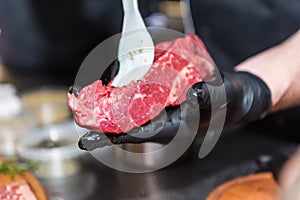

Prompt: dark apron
xmin=190 ymin=0 xmax=300 ymax=140
xmin=191 ymin=0 xmax=300 ymax=70
xmin=0 ymin=0 xmax=299 ymax=82
xmin=0 ymin=0 xmax=158 ymax=86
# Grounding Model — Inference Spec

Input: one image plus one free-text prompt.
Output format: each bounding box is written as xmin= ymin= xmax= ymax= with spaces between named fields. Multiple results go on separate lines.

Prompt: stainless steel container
xmin=0 ymin=83 xmax=36 ymax=156
xmin=17 ymin=120 xmax=87 ymax=179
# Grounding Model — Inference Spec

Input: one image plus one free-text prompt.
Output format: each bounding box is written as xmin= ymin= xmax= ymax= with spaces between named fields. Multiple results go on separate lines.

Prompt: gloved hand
xmin=77 ymin=69 xmax=272 ymax=151
xmin=192 ymin=71 xmax=271 ymax=126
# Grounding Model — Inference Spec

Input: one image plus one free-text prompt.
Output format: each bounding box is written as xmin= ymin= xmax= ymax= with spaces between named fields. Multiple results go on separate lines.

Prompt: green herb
xmin=0 ymin=158 xmax=38 ymax=179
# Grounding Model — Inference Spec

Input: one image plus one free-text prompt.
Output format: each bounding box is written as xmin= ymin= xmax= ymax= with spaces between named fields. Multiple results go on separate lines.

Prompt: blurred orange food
xmin=206 ymin=172 xmax=280 ymax=200
xmin=0 ymin=159 xmax=47 ymax=200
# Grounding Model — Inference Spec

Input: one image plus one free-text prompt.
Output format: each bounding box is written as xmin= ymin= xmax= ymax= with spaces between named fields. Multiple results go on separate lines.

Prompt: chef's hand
xmin=79 ymin=29 xmax=300 ymax=150
xmin=78 ymin=70 xmax=271 ymax=150
xmin=236 ymin=29 xmax=300 ymax=112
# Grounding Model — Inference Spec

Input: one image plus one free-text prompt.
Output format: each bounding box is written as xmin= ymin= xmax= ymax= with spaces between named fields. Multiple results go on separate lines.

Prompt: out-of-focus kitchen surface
xmin=0 ymin=0 xmax=300 ymax=199
xmin=0 ymin=63 xmax=12 ymax=83
xmin=0 ymin=68 xmax=299 ymax=200
xmin=39 ymin=127 xmax=299 ymax=200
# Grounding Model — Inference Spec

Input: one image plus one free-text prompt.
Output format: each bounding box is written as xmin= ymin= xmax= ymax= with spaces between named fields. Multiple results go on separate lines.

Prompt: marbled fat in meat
xmin=68 ymin=34 xmax=216 ymax=133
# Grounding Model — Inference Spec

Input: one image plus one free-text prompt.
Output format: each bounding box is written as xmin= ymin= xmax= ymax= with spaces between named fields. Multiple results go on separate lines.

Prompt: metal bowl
xmin=16 ymin=120 xmax=87 ymax=179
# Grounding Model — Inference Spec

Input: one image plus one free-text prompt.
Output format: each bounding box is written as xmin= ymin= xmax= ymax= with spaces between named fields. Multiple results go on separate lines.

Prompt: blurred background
xmin=0 ymin=0 xmax=299 ymax=199
xmin=1 ymin=0 xmax=300 ymax=88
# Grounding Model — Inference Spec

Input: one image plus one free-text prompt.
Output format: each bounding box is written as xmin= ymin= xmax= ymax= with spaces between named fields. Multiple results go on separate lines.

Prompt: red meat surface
xmin=0 ymin=182 xmax=37 ymax=200
xmin=68 ymin=34 xmax=216 ymax=133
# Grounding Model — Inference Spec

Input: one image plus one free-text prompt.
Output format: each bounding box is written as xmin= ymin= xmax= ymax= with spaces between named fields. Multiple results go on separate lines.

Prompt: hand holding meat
xmin=68 ymin=34 xmax=216 ymax=134
xmin=69 ymin=33 xmax=300 ymax=150
xmin=76 ymin=70 xmax=272 ymax=150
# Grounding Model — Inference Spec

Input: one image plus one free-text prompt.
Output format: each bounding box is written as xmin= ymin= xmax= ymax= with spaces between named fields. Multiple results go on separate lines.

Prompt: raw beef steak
xmin=0 ymin=182 xmax=37 ymax=200
xmin=68 ymin=34 xmax=216 ymax=133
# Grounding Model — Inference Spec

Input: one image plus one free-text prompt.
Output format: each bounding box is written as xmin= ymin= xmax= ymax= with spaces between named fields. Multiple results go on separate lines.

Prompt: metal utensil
xmin=180 ymin=0 xmax=195 ymax=34
xmin=111 ymin=0 xmax=154 ymax=87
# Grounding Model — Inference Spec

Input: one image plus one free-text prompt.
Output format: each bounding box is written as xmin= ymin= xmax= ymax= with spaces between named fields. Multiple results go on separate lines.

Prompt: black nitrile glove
xmin=190 ymin=71 xmax=271 ymax=126
xmin=78 ymin=70 xmax=271 ymax=151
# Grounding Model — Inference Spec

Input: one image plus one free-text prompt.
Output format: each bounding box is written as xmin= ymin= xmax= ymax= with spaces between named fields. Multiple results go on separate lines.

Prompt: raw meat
xmin=68 ymin=34 xmax=216 ymax=133
xmin=0 ymin=182 xmax=37 ymax=200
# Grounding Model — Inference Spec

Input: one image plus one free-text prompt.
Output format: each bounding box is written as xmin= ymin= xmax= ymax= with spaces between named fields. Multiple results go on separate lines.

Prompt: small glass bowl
xmin=16 ymin=120 xmax=88 ymax=179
